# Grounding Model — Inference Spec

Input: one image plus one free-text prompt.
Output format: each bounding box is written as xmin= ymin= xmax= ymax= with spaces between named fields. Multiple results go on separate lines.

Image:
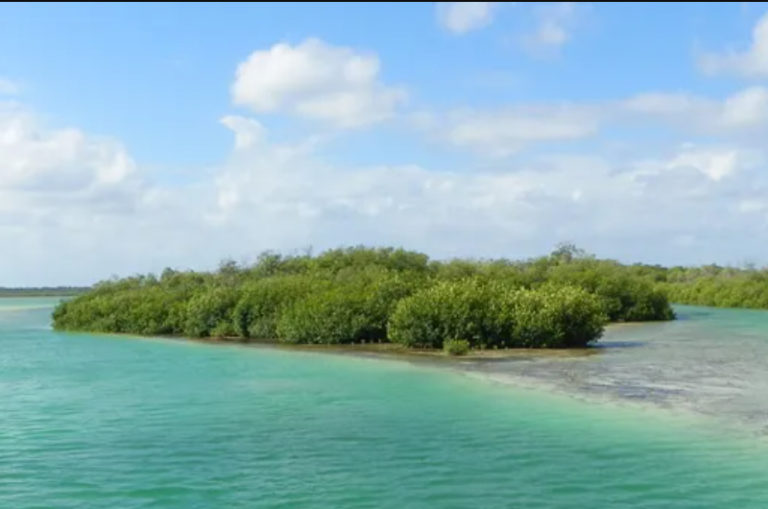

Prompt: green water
xmin=2 ymin=299 xmax=768 ymax=508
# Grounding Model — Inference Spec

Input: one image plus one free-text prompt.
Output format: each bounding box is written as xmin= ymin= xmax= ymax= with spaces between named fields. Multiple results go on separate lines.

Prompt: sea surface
xmin=2 ymin=298 xmax=768 ymax=508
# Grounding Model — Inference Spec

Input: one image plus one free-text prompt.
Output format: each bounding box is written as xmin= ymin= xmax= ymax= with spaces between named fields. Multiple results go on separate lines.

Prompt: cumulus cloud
xmin=0 ymin=103 xmax=139 ymax=201
xmin=4 ymin=97 xmax=768 ymax=285
xmin=231 ymin=39 xmax=406 ymax=128
xmin=0 ymin=102 xmax=221 ymax=286
xmin=209 ymin=117 xmax=768 ymax=268
xmin=436 ymin=2 xmax=497 ymax=34
xmin=9 ymin=28 xmax=768 ymax=285
xmin=699 ymin=11 xmax=768 ymax=77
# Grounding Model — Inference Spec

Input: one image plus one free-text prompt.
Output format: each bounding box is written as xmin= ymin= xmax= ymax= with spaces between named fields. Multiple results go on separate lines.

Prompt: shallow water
xmin=464 ymin=305 xmax=768 ymax=433
xmin=2 ymin=298 xmax=768 ymax=507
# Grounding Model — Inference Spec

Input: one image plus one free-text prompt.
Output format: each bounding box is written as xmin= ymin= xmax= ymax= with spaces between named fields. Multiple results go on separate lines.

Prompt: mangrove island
xmin=52 ymin=245 xmax=679 ymax=352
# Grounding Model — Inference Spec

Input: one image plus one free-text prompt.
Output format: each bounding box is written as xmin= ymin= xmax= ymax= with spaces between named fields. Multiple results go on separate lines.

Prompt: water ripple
xmin=2 ymin=300 xmax=768 ymax=507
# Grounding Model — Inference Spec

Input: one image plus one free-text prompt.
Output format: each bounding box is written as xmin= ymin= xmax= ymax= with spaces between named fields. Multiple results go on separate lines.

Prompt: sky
xmin=2 ymin=2 xmax=768 ymax=286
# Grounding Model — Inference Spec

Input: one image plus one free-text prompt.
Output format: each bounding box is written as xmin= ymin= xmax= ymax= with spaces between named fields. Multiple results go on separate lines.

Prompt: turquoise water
xmin=3 ymin=299 xmax=768 ymax=508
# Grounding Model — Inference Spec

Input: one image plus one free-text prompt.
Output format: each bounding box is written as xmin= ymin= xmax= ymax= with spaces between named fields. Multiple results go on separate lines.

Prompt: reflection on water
xmin=0 ymin=297 xmax=64 ymax=313
xmin=593 ymin=340 xmax=645 ymax=349
xmin=463 ymin=305 xmax=768 ymax=432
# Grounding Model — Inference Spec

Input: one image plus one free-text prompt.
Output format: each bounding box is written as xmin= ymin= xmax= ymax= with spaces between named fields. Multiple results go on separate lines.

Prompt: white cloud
xmin=9 ymin=36 xmax=768 ymax=286
xmin=621 ymin=92 xmax=710 ymax=117
xmin=522 ymin=2 xmax=580 ymax=54
xmin=665 ymin=146 xmax=744 ymax=181
xmin=621 ymin=87 xmax=768 ymax=131
xmin=436 ymin=2 xmax=497 ymax=34
xmin=4 ymin=98 xmax=768 ymax=285
xmin=231 ymin=39 xmax=406 ymax=128
xmin=699 ymin=11 xmax=768 ymax=77
xmin=0 ymin=78 xmax=18 ymax=95
xmin=412 ymin=86 xmax=768 ymax=157
xmin=412 ymin=86 xmax=768 ymax=158
xmin=722 ymin=86 xmax=768 ymax=126
xmin=210 ymin=122 xmax=768 ymax=268
xmin=0 ymin=101 xmax=223 ymax=286
xmin=219 ymin=115 xmax=266 ymax=150
xmin=431 ymin=105 xmax=600 ymax=157
xmin=0 ymin=103 xmax=138 ymax=196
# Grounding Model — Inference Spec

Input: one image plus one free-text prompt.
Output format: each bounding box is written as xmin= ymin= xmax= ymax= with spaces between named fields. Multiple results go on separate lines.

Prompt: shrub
xmin=182 ymin=286 xmax=240 ymax=338
xmin=387 ymin=280 xmax=506 ymax=349
xmin=389 ymin=281 xmax=606 ymax=349
xmin=276 ymin=288 xmax=369 ymax=344
xmin=506 ymin=285 xmax=607 ymax=348
xmin=544 ymin=259 xmax=674 ymax=321
xmin=232 ymin=276 xmax=324 ymax=339
xmin=275 ymin=269 xmax=419 ymax=344
xmin=444 ymin=339 xmax=470 ymax=356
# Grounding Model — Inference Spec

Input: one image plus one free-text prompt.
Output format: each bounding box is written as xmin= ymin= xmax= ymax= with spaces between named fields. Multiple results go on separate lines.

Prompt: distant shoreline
xmin=0 ymin=289 xmax=88 ymax=297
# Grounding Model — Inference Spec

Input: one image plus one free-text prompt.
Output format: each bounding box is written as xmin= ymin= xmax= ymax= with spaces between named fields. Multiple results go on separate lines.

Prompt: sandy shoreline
xmin=183 ymin=334 xmax=603 ymax=362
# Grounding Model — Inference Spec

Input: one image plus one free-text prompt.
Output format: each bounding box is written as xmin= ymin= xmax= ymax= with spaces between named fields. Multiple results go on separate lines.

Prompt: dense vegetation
xmin=52 ymin=245 xmax=675 ymax=350
xmin=389 ymin=281 xmax=606 ymax=348
xmin=0 ymin=287 xmax=88 ymax=297
xmin=660 ymin=265 xmax=768 ymax=310
xmin=443 ymin=339 xmax=471 ymax=356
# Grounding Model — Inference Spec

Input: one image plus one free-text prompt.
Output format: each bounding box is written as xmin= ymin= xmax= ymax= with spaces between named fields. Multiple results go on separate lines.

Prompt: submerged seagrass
xmin=52 ymin=245 xmax=674 ymax=348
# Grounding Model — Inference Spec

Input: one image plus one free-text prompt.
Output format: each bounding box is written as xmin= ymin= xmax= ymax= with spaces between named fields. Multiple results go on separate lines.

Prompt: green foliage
xmin=388 ymin=281 xmax=606 ymax=349
xmin=661 ymin=265 xmax=768 ymax=310
xmin=276 ymin=267 xmax=421 ymax=344
xmin=540 ymin=258 xmax=674 ymax=321
xmin=52 ymin=245 xmax=680 ymax=348
xmin=443 ymin=339 xmax=470 ymax=356
xmin=233 ymin=275 xmax=325 ymax=339
xmin=183 ymin=286 xmax=241 ymax=338
xmin=506 ymin=285 xmax=607 ymax=348
xmin=312 ymin=246 xmax=430 ymax=274
xmin=388 ymin=280 xmax=504 ymax=348
xmin=549 ymin=242 xmax=592 ymax=264
xmin=277 ymin=288 xmax=370 ymax=344
xmin=53 ymin=271 xmax=208 ymax=335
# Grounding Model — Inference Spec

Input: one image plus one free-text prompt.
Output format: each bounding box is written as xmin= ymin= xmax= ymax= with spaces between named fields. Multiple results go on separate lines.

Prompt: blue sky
xmin=2 ymin=2 xmax=768 ymax=285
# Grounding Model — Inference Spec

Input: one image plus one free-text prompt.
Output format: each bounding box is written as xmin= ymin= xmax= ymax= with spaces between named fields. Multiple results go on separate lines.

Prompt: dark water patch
xmin=593 ymin=340 xmax=646 ymax=349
